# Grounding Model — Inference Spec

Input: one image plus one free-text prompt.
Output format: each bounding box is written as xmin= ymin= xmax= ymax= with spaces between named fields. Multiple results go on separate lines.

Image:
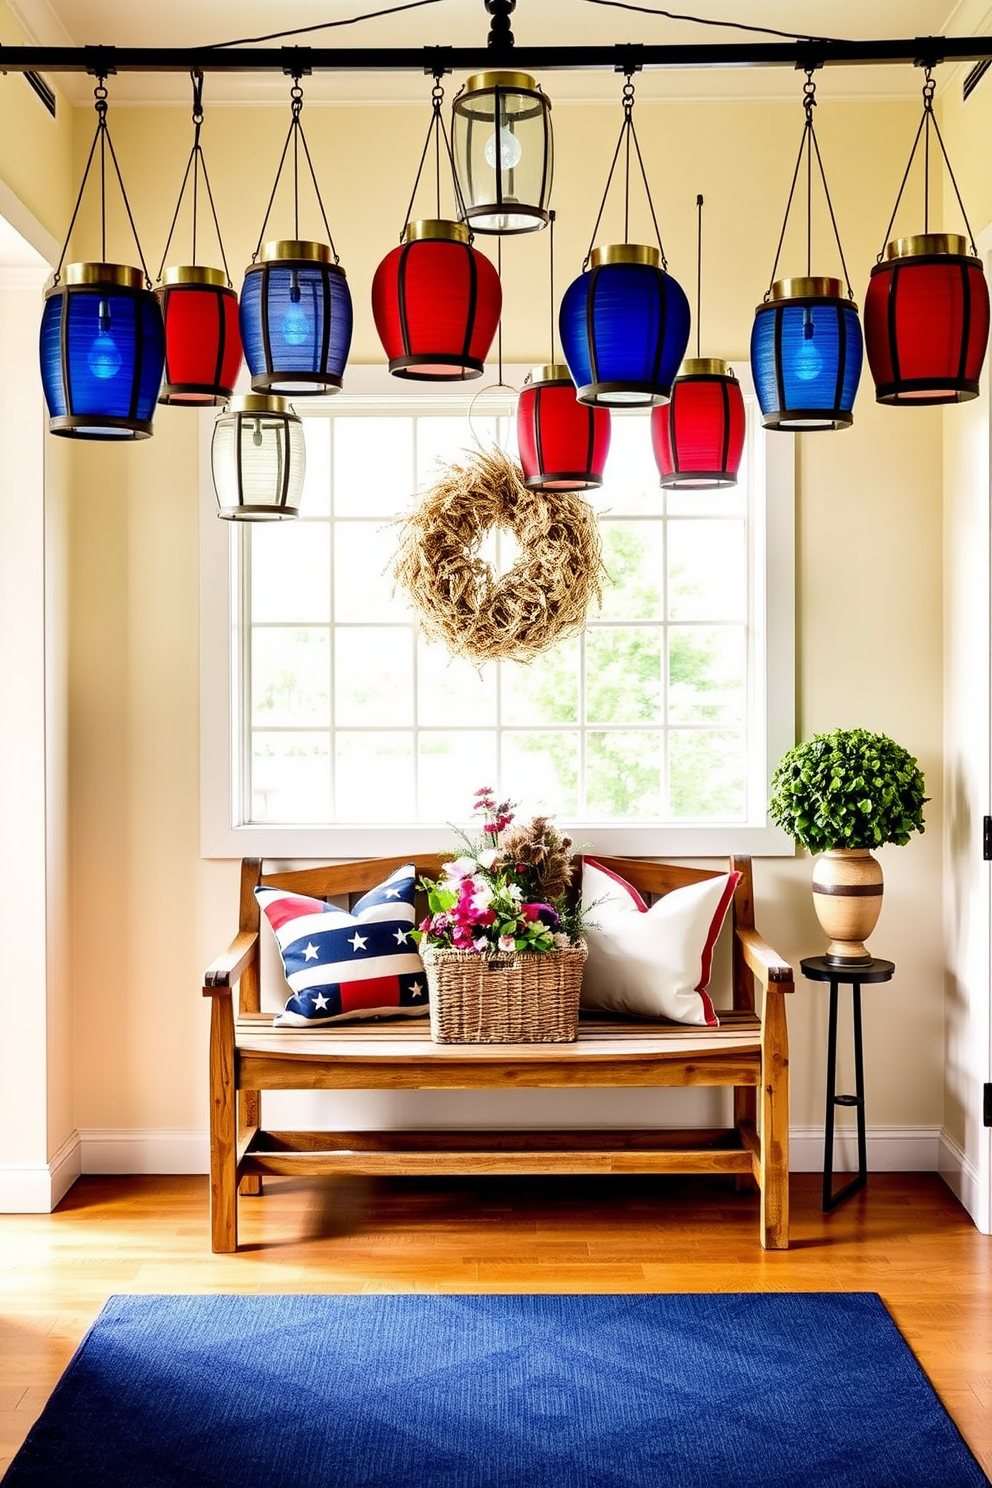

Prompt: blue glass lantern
xmin=559 ymin=245 xmax=691 ymax=407
xmin=750 ymin=277 xmax=863 ymax=431
xmin=40 ymin=263 xmax=166 ymax=440
xmin=240 ymin=240 xmax=353 ymax=396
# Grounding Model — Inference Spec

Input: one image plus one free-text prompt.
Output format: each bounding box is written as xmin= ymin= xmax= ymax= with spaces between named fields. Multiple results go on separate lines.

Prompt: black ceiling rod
xmin=0 ymin=35 xmax=985 ymax=75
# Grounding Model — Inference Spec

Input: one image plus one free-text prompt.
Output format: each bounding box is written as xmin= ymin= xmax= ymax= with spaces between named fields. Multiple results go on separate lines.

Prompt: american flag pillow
xmin=257 ymin=863 xmax=428 ymax=1027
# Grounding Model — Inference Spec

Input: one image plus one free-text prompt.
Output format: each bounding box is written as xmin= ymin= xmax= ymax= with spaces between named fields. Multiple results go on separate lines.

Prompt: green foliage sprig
xmin=768 ymin=728 xmax=927 ymax=853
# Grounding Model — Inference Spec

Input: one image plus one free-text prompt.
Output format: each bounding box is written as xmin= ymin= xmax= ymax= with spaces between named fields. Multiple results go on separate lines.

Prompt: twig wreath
xmin=393 ymin=444 xmax=605 ymax=663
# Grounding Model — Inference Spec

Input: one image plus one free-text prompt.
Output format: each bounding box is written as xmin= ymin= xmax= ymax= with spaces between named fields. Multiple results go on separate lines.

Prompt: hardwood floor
xmin=1 ymin=1171 xmax=990 ymax=1477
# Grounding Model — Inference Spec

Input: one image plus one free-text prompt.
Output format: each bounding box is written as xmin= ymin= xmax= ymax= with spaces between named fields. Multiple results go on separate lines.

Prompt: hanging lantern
xmin=158 ymin=267 xmax=242 ymax=405
xmin=751 ymin=278 xmax=862 ymax=431
xmin=560 ymin=244 xmax=690 ymax=407
xmin=373 ymin=79 xmax=502 ymax=382
xmin=865 ymin=235 xmax=989 ymax=404
xmin=863 ymin=72 xmax=988 ymax=406
xmin=39 ymin=79 xmax=165 ymax=440
xmin=241 ymin=240 xmax=352 ymax=395
xmin=517 ymin=365 xmax=611 ymax=490
xmin=41 ymin=263 xmax=165 ymax=440
xmin=372 ymin=221 xmax=501 ymax=381
xmin=156 ymin=74 xmax=243 ymax=406
xmin=750 ymin=72 xmax=862 ymax=433
xmin=239 ymin=77 xmax=352 ymax=397
xmin=211 ymin=395 xmax=305 ymax=521
xmin=450 ymin=71 xmax=553 ymax=235
xmin=559 ymin=76 xmax=690 ymax=408
xmin=653 ymin=360 xmax=745 ymax=487
xmin=653 ymin=196 xmax=745 ymax=487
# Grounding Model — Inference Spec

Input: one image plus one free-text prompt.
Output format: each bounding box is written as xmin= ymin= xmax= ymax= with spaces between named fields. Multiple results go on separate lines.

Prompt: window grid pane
xmin=241 ymin=405 xmax=754 ymax=826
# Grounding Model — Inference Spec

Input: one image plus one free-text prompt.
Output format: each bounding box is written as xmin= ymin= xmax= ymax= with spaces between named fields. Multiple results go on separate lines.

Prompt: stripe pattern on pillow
xmin=257 ymin=863 xmax=427 ymax=1026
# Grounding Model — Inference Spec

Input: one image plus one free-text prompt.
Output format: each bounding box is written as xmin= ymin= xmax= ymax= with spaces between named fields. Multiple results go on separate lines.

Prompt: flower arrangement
xmin=414 ymin=789 xmax=585 ymax=955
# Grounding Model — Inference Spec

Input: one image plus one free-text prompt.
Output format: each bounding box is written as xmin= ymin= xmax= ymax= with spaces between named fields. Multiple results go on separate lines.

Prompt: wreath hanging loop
xmin=392 ymin=444 xmax=605 ymax=664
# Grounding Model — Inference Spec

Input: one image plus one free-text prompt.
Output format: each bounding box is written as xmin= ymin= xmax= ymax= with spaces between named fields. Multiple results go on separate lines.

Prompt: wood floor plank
xmin=0 ymin=1172 xmax=989 ymax=1472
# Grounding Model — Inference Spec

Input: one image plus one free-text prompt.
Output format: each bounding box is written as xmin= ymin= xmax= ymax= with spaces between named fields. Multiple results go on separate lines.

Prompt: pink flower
xmin=498 ymin=934 xmax=516 ymax=953
xmin=472 ymin=906 xmax=496 ymax=927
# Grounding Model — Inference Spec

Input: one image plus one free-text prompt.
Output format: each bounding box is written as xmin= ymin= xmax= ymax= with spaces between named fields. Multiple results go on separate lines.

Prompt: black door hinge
xmin=984 ymin=1083 xmax=992 ymax=1128
xmin=984 ymin=816 xmax=992 ymax=860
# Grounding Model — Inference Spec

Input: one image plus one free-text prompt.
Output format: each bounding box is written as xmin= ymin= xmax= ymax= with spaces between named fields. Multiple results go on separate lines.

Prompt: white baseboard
xmin=938 ymin=1129 xmax=989 ymax=1232
xmin=789 ymin=1125 xmax=941 ymax=1173
xmin=0 ymin=1123 xmax=961 ymax=1212
xmin=0 ymin=1130 xmax=80 ymax=1213
xmin=79 ymin=1129 xmax=210 ymax=1175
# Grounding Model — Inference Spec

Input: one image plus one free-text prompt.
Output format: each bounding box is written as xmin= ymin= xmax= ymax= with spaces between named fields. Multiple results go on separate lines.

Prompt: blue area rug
xmin=3 ymin=1292 xmax=987 ymax=1488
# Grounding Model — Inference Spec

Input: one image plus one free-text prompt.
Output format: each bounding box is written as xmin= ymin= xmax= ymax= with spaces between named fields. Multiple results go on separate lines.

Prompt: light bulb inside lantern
xmin=280 ymin=274 xmax=310 ymax=346
xmin=88 ymin=299 xmax=122 ymax=380
xmin=484 ymin=124 xmax=522 ymax=171
xmin=252 ymin=419 xmax=263 ymax=449
xmin=793 ymin=313 xmax=823 ymax=383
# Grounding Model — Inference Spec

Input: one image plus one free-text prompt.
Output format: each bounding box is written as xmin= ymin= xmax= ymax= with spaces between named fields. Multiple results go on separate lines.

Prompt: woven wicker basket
xmin=423 ymin=943 xmax=587 ymax=1044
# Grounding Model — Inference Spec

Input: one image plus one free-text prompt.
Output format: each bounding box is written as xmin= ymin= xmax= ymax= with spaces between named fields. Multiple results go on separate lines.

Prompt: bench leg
xmin=208 ymin=992 xmax=239 ymax=1253
xmin=760 ymin=991 xmax=790 ymax=1250
xmin=239 ymin=1090 xmax=262 ymax=1197
xmin=734 ymin=1087 xmax=759 ymax=1193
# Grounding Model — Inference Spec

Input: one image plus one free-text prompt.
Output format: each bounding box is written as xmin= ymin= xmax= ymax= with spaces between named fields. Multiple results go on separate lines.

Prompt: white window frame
xmin=200 ymin=364 xmax=794 ymax=858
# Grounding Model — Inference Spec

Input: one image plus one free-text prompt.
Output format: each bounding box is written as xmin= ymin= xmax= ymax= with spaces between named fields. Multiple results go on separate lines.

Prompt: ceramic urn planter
xmin=811 ymin=848 xmax=883 ymax=966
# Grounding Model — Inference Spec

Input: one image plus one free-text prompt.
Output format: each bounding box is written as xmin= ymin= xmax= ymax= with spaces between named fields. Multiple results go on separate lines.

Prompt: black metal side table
xmin=800 ymin=956 xmax=895 ymax=1212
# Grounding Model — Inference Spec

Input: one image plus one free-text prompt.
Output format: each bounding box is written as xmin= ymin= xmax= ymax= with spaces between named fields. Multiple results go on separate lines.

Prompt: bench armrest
xmin=737 ymin=926 xmax=793 ymax=990
xmin=203 ymin=931 xmax=259 ymax=993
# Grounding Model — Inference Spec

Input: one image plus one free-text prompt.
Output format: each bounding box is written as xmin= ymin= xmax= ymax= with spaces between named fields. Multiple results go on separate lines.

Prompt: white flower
xmin=442 ymin=855 xmax=477 ymax=882
xmin=470 ymin=878 xmax=494 ymax=908
xmin=506 ymin=883 xmax=523 ymax=903
xmin=476 ymin=848 xmax=499 ymax=870
xmin=473 ymin=935 xmax=490 ymax=952
xmin=498 ymin=934 xmax=516 ymax=953
xmin=553 ymin=932 xmax=571 ymax=948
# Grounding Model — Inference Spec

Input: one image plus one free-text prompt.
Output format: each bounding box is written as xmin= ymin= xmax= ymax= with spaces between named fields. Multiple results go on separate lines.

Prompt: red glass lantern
xmin=371 ymin=220 xmax=502 ymax=380
xmin=652 ymin=359 xmax=746 ymax=488
xmin=157 ymin=266 xmax=243 ymax=405
xmin=516 ymin=364 xmax=611 ymax=490
xmin=864 ymin=234 xmax=990 ymax=405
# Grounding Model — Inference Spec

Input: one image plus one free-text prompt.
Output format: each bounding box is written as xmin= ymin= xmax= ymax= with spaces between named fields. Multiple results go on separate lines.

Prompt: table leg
xmin=822 ymin=978 xmax=869 ymax=1212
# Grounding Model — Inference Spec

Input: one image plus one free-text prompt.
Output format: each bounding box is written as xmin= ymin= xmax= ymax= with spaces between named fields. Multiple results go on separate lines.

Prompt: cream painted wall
xmin=62 ymin=90 xmax=947 ymax=1159
xmin=932 ymin=68 xmax=992 ymax=1221
xmin=0 ymin=5 xmax=73 ymax=248
xmin=0 ymin=0 xmax=76 ymax=1211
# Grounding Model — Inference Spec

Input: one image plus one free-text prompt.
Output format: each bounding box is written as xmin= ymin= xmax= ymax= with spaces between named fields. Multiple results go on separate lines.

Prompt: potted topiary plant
xmin=768 ymin=727 xmax=927 ymax=966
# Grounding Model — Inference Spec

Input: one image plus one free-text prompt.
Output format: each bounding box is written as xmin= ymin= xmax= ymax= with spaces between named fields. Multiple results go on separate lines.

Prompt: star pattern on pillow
xmin=256 ymin=863 xmax=428 ymax=1027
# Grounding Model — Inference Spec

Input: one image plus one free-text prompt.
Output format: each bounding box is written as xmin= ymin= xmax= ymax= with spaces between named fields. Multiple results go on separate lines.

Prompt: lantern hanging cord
xmin=579 ymin=0 xmax=845 ymax=44
xmin=496 ymin=236 xmax=503 ymax=386
xmin=583 ymin=72 xmax=666 ymax=270
xmin=53 ymin=78 xmax=153 ymax=287
xmin=765 ymin=70 xmax=854 ymax=300
xmin=206 ymin=0 xmax=443 ymax=50
xmin=252 ymin=75 xmax=339 ymax=262
xmin=694 ymin=192 xmax=702 ymax=358
xmin=548 ymin=208 xmax=557 ymax=366
xmin=876 ymin=67 xmax=978 ymax=258
xmin=399 ymin=74 xmax=468 ymax=237
xmin=156 ymin=71 xmax=233 ymax=285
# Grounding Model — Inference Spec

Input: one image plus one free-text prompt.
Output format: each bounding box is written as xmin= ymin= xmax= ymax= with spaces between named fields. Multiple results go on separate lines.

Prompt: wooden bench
xmin=203 ymin=854 xmax=794 ymax=1253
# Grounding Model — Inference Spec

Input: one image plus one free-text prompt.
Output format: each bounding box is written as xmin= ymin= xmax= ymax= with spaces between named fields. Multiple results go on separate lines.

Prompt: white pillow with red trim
xmin=579 ymin=857 xmax=740 ymax=1027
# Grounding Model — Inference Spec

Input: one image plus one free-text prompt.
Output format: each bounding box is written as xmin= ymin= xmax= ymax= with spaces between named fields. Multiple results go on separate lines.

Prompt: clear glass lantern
xmin=211 ymin=394 xmax=305 ymax=520
xmin=451 ymin=71 xmax=553 ymax=234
